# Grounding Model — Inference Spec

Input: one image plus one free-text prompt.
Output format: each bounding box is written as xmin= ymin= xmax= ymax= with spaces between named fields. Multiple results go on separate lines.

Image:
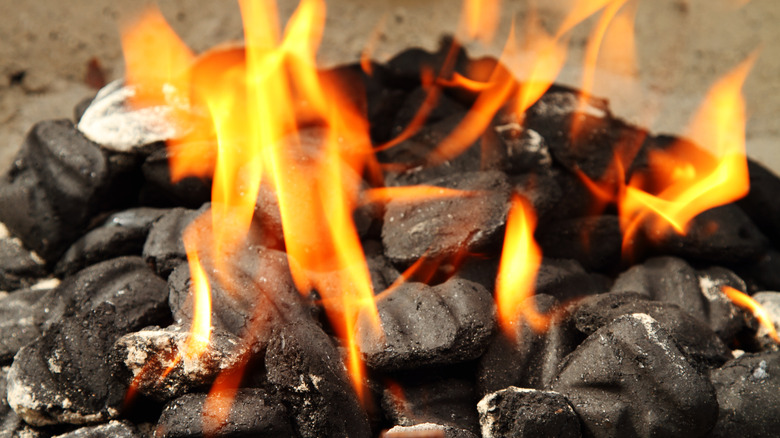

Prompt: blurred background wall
xmin=1 ymin=0 xmax=777 ymax=171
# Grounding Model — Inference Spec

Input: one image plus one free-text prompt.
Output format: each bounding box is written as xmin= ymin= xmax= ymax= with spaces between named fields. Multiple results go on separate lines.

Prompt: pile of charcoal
xmin=1 ymin=42 xmax=779 ymax=438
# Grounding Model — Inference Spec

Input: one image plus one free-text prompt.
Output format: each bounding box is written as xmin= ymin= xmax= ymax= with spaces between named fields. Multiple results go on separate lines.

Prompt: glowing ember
xmin=722 ymin=286 xmax=780 ymax=344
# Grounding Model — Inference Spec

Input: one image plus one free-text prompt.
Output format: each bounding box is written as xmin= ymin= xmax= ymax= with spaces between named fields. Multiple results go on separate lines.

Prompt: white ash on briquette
xmin=0 ymin=42 xmax=779 ymax=438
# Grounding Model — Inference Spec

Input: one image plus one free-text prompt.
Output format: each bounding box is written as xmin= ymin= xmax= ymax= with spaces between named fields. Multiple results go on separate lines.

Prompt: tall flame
xmin=495 ymin=194 xmax=544 ymax=335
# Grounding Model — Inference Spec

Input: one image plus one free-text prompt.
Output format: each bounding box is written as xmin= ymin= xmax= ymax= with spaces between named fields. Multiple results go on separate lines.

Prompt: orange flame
xmin=621 ymin=53 xmax=756 ymax=237
xmin=363 ymin=186 xmax=477 ymax=205
xmin=182 ymin=218 xmax=212 ymax=359
xmin=495 ymin=194 xmax=545 ymax=335
xmin=460 ymin=0 xmax=502 ymax=44
xmin=722 ymin=286 xmax=780 ymax=344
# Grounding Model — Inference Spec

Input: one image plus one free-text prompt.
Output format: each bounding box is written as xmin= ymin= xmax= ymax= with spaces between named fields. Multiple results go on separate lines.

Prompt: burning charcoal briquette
xmin=0 ymin=288 xmax=48 ymax=364
xmin=573 ymin=291 xmax=732 ymax=370
xmin=155 ymin=390 xmax=292 ymax=438
xmin=143 ymin=207 xmax=204 ymax=277
xmin=550 ymin=313 xmax=718 ymax=438
xmin=35 ymin=256 xmax=170 ymax=333
xmin=536 ymin=215 xmax=622 ymax=272
xmin=55 ymin=208 xmax=168 ymax=276
xmin=477 ymin=294 xmax=582 ymax=395
xmin=357 ymin=278 xmax=495 ymax=371
xmin=487 ymin=112 xmax=552 ymax=175
xmin=708 ymin=351 xmax=780 ymax=438
xmin=265 ymin=319 xmax=371 ymax=438
xmin=0 ymin=235 xmax=47 ymax=291
xmin=611 ymin=256 xmax=748 ymax=342
xmin=751 ymin=292 xmax=780 ymax=351
xmin=380 ymin=367 xmax=479 ymax=433
xmin=6 ymin=303 xmax=130 ymax=426
xmin=477 ymin=387 xmax=581 ymax=438
xmin=51 ymin=420 xmax=140 ymax=438
xmin=737 ymin=159 xmax=780 ymax=247
xmin=114 ymin=326 xmax=248 ymax=401
xmin=382 ymin=423 xmax=478 ymax=438
xmin=650 ymin=205 xmax=769 ymax=264
xmin=140 ymin=147 xmax=212 ymax=209
xmin=534 ymin=258 xmax=611 ymax=302
xmin=382 ymin=171 xmax=511 ymax=266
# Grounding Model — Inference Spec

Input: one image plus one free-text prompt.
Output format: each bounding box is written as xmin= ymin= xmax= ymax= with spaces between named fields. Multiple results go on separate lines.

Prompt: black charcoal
xmin=52 ymin=421 xmax=140 ymax=438
xmin=489 ymin=112 xmax=552 ymax=175
xmin=114 ymin=326 xmax=248 ymax=402
xmin=709 ymin=351 xmax=780 ymax=438
xmin=140 ymin=147 xmax=212 ymax=209
xmin=6 ymin=303 xmax=129 ymax=426
xmin=477 ymin=295 xmax=582 ymax=395
xmin=0 ymin=237 xmax=47 ymax=291
xmin=0 ymin=288 xmax=48 ymax=364
xmin=357 ymin=278 xmax=495 ymax=371
xmin=55 ymin=208 xmax=167 ymax=276
xmin=732 ymin=250 xmax=780 ymax=293
xmin=737 ymin=159 xmax=780 ymax=247
xmin=650 ymin=205 xmax=768 ymax=264
xmin=611 ymin=256 xmax=748 ymax=341
xmin=143 ymin=208 xmax=202 ymax=277
xmin=573 ymin=291 xmax=731 ymax=369
xmin=477 ymin=387 xmax=580 ymax=438
xmin=381 ymin=368 xmax=479 ymax=433
xmin=392 ymin=87 xmax=466 ymax=134
xmin=537 ymin=215 xmax=622 ymax=272
xmin=382 ymin=171 xmax=510 ymax=265
xmin=509 ymin=171 xmax=562 ymax=222
xmin=265 ymin=319 xmax=371 ymax=438
xmin=550 ymin=313 xmax=718 ymax=438
xmin=534 ymin=258 xmax=611 ymax=302
xmin=155 ymin=390 xmax=291 ymax=438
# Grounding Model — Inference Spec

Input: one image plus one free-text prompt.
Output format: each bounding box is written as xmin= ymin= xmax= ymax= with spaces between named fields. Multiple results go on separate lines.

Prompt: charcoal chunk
xmin=550 ymin=313 xmax=718 ymax=438
xmin=6 ymin=303 xmax=129 ymax=426
xmin=488 ymin=112 xmax=552 ymax=175
xmin=537 ymin=215 xmax=622 ymax=272
xmin=113 ymin=326 xmax=248 ymax=402
xmin=0 ymin=237 xmax=47 ymax=291
xmin=708 ymin=351 xmax=780 ymax=438
xmin=357 ymin=278 xmax=495 ymax=371
xmin=155 ymin=390 xmax=292 ymax=438
xmin=0 ymin=288 xmax=48 ymax=364
xmin=35 ymin=256 xmax=170 ymax=333
xmin=477 ymin=387 xmax=580 ymax=438
xmin=737 ymin=159 xmax=780 ymax=247
xmin=573 ymin=291 xmax=731 ymax=370
xmin=55 ymin=208 xmax=167 ymax=276
xmin=0 ymin=120 xmax=118 ymax=262
xmin=534 ymin=258 xmax=611 ymax=302
xmin=382 ymin=423 xmax=478 ymax=438
xmin=732 ymin=250 xmax=780 ymax=293
xmin=477 ymin=295 xmax=582 ymax=395
xmin=265 ymin=319 xmax=370 ymax=438
xmin=52 ymin=421 xmax=140 ymax=438
xmin=381 ymin=368 xmax=479 ymax=433
xmin=611 ymin=256 xmax=747 ymax=341
xmin=650 ymin=205 xmax=769 ymax=264
xmin=143 ymin=208 xmax=202 ymax=277
xmin=382 ymin=171 xmax=510 ymax=265
xmin=140 ymin=147 xmax=211 ymax=209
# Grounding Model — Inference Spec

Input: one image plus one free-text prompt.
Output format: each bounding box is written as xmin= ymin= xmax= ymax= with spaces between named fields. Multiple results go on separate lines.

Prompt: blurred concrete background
xmin=1 ymin=0 xmax=777 ymax=172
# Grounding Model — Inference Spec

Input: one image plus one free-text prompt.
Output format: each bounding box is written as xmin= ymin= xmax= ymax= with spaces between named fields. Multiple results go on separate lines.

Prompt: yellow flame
xmin=460 ymin=0 xmax=502 ymax=44
xmin=495 ymin=194 xmax=544 ymax=335
xmin=722 ymin=286 xmax=780 ymax=344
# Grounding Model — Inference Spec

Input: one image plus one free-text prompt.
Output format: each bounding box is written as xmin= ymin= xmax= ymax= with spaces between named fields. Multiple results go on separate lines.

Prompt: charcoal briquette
xmin=0 ymin=237 xmax=47 ymax=292
xmin=477 ymin=387 xmax=581 ymax=438
xmin=143 ymin=208 xmax=203 ymax=277
xmin=382 ymin=171 xmax=511 ymax=266
xmin=0 ymin=288 xmax=48 ymax=364
xmin=477 ymin=294 xmax=582 ymax=396
xmin=382 ymin=423 xmax=479 ymax=438
xmin=155 ymin=389 xmax=292 ymax=438
xmin=737 ymin=158 xmax=780 ymax=248
xmin=140 ymin=147 xmax=212 ymax=209
xmin=536 ymin=215 xmax=623 ymax=272
xmin=357 ymin=278 xmax=495 ymax=371
xmin=51 ymin=421 xmax=141 ymax=438
xmin=550 ymin=313 xmax=718 ymax=438
xmin=55 ymin=208 xmax=167 ymax=276
xmin=708 ymin=351 xmax=780 ymax=438
xmin=573 ymin=291 xmax=732 ymax=370
xmin=534 ymin=258 xmax=612 ymax=302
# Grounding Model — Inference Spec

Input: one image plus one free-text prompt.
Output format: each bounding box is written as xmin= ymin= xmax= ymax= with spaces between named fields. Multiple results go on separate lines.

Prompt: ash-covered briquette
xmin=477 ymin=387 xmax=581 ymax=438
xmin=356 ymin=277 xmax=495 ymax=371
xmin=51 ymin=420 xmax=141 ymax=438
xmin=550 ymin=313 xmax=719 ymax=438
xmin=708 ymin=351 xmax=780 ymax=438
xmin=751 ymin=292 xmax=780 ymax=350
xmin=611 ymin=256 xmax=750 ymax=341
xmin=155 ymin=390 xmax=293 ymax=438
xmin=0 ymin=287 xmax=49 ymax=364
xmin=382 ymin=423 xmax=479 ymax=438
